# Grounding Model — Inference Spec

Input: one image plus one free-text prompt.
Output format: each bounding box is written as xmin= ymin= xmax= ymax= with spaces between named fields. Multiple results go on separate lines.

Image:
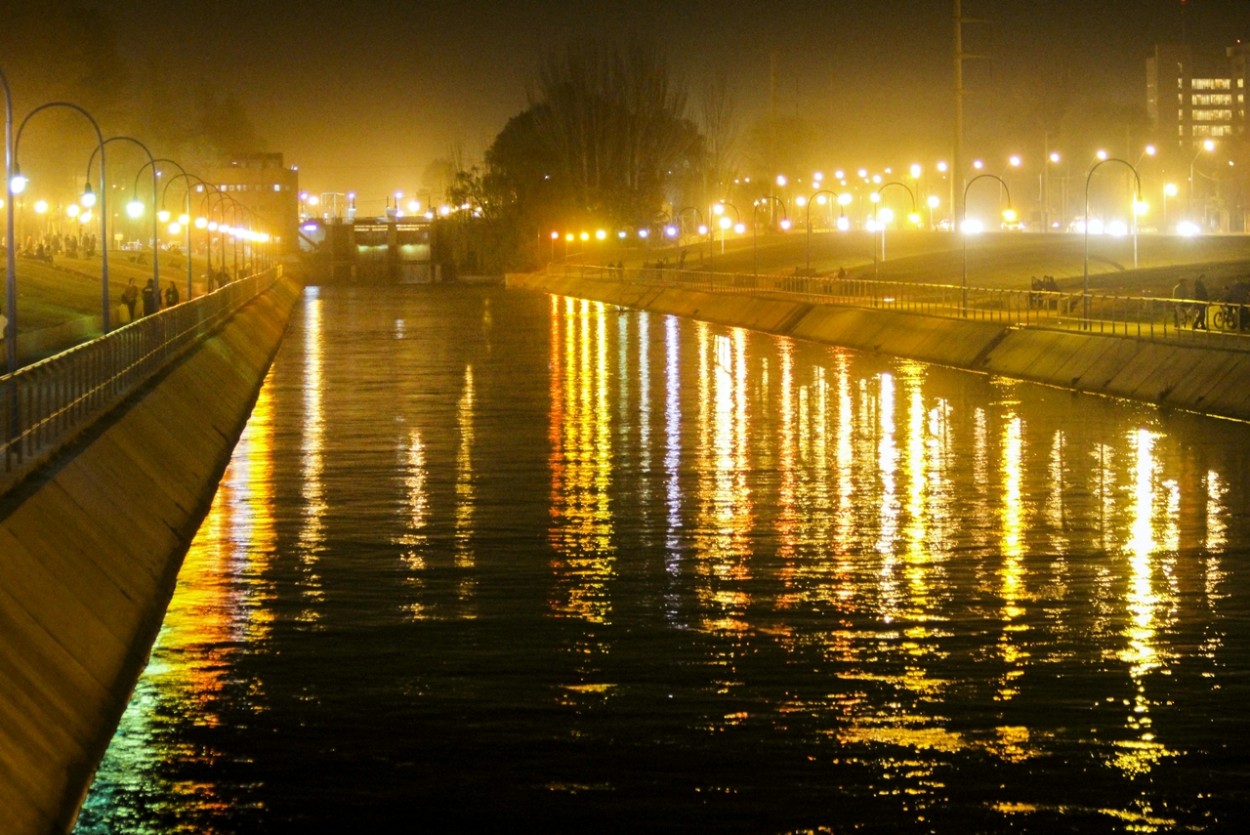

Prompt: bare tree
xmin=528 ymin=38 xmax=698 ymax=223
xmin=699 ymin=68 xmax=739 ymax=205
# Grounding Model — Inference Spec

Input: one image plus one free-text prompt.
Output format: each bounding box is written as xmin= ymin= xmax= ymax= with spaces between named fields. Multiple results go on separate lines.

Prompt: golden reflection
xmin=636 ymin=312 xmax=652 ymax=490
xmin=1113 ymin=428 xmax=1178 ymax=777
xmin=91 ymin=379 xmax=278 ymax=819
xmin=875 ymin=372 xmax=899 ymax=606
xmin=692 ymin=327 xmax=755 ymax=635
xmin=904 ymin=366 xmax=928 ymax=559
xmin=1204 ymin=469 xmax=1227 ymax=555
xmin=664 ymin=315 xmax=683 ymax=582
xmin=454 ymin=365 xmax=477 ymax=613
xmin=1201 ymin=469 xmax=1227 ymax=666
xmin=834 ymin=353 xmax=854 ymax=555
xmin=396 ymin=428 xmax=429 ymax=618
xmin=1043 ymin=430 xmax=1070 ymax=552
xmin=773 ymin=339 xmax=798 ymax=587
xmin=297 ymin=290 xmax=326 ymax=624
xmin=547 ymin=299 xmax=616 ymax=624
xmin=996 ymin=413 xmax=1030 ymax=702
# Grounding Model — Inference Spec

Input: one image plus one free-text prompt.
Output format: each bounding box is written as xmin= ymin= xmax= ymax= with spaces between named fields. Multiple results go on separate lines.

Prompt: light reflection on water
xmin=76 ymin=286 xmax=1250 ymax=833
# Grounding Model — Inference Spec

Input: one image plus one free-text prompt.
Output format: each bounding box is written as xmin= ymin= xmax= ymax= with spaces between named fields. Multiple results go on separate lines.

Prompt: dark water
xmin=75 ymin=285 xmax=1250 ymax=833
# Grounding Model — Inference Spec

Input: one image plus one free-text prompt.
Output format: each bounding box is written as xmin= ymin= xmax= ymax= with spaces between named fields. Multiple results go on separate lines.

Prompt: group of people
xmin=1172 ymin=277 xmax=1208 ymax=329
xmin=1028 ymin=275 xmax=1061 ymax=309
xmin=1170 ymin=275 xmax=1250 ymax=331
xmin=120 ymin=278 xmax=180 ymax=323
xmin=13 ymin=233 xmax=97 ymax=263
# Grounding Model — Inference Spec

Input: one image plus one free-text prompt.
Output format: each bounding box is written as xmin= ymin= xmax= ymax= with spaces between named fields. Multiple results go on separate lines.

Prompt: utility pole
xmin=953 ymin=0 xmax=988 ymax=211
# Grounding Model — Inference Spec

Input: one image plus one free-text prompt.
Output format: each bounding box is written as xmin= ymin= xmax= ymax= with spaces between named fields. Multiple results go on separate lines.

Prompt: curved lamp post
xmin=872 ymin=181 xmax=918 ymax=278
xmin=1083 ymin=157 xmax=1143 ymax=328
xmin=960 ymin=173 xmax=1015 ymax=317
xmin=88 ymin=136 xmax=160 ymax=312
xmin=197 ymin=183 xmax=233 ymax=287
xmin=2 ymin=67 xmax=15 ymax=373
xmin=674 ymin=206 xmax=704 ymax=268
xmin=151 ymin=159 xmax=196 ymax=300
xmin=803 ymin=189 xmax=838 ymax=273
xmin=1188 ymin=139 xmax=1215 ymax=230
xmin=711 ymin=200 xmax=740 ymax=261
xmin=752 ymin=195 xmax=789 ymax=280
xmin=13 ymin=102 xmax=110 ymax=331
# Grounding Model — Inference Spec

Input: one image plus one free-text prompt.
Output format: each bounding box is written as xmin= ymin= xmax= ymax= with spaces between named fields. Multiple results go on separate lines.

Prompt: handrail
xmin=1 ymin=269 xmax=280 ymax=494
xmin=546 ymin=262 xmax=1250 ymax=347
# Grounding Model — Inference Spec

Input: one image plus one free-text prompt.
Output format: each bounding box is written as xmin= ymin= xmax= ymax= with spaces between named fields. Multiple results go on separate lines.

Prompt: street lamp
xmin=89 ymin=135 xmax=161 ymax=312
xmin=2 ymin=66 xmax=14 ymax=375
xmin=802 ymin=189 xmax=838 ymax=273
xmin=1083 ymin=157 xmax=1143 ymax=327
xmin=154 ymin=160 xmax=199 ymax=299
xmin=196 ymin=182 xmax=231 ymax=287
xmin=711 ymin=200 xmax=740 ymax=258
xmin=13 ymin=101 xmax=111 ymax=331
xmin=674 ymin=205 xmax=704 ymax=266
xmin=1189 ymin=138 xmax=1215 ymax=230
xmin=1163 ymin=182 xmax=1178 ymax=234
xmin=871 ymin=181 xmax=919 ymax=276
xmin=752 ymin=195 xmax=788 ymax=279
xmin=961 ymin=173 xmax=1015 ymax=316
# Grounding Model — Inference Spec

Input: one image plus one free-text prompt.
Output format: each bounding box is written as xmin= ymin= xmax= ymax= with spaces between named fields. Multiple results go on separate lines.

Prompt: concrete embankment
xmin=0 ymin=277 xmax=302 ymax=835
xmin=509 ymin=272 xmax=1250 ymax=422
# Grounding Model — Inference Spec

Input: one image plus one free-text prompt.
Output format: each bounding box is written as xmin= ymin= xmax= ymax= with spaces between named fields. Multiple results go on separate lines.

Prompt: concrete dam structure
xmin=0 ymin=278 xmax=302 ymax=834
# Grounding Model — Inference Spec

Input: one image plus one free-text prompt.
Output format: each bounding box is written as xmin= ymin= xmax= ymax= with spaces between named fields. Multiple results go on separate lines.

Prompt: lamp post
xmin=88 ymin=136 xmax=160 ymax=311
xmin=711 ymin=201 xmax=740 ymax=255
xmin=1 ymin=68 xmax=14 ymax=374
xmin=1083 ymin=157 xmax=1143 ymax=328
xmin=803 ymin=189 xmax=837 ymax=273
xmin=1040 ymin=150 xmax=1061 ymax=232
xmin=194 ymin=182 xmax=227 ymax=288
xmin=961 ymin=173 xmax=1015 ymax=317
xmin=1188 ymin=138 xmax=1215 ymax=230
xmin=752 ymin=195 xmax=788 ymax=280
xmin=674 ymin=205 xmax=704 ymax=267
xmin=871 ymin=181 xmax=918 ymax=277
xmin=153 ymin=160 xmax=197 ymax=300
xmin=1162 ymin=182 xmax=1178 ymax=234
xmin=13 ymin=102 xmax=110 ymax=331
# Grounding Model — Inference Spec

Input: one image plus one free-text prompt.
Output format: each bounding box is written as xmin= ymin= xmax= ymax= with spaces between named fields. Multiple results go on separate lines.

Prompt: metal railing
xmin=1 ymin=269 xmax=279 ymax=494
xmin=548 ymin=263 xmax=1250 ymax=346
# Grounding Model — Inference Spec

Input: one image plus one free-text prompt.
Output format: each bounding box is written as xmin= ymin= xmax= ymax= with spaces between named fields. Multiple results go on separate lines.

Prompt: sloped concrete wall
xmin=508 ymin=272 xmax=1250 ymax=422
xmin=0 ymin=277 xmax=302 ymax=835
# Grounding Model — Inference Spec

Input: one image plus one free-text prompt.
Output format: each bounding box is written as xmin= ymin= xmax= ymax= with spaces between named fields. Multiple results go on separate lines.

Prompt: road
xmin=610 ymin=230 xmax=1250 ymax=296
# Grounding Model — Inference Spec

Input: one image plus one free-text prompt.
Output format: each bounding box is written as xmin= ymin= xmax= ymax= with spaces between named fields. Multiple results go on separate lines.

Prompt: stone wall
xmin=508 ymin=272 xmax=1250 ymax=422
xmin=0 ymin=277 xmax=302 ymax=834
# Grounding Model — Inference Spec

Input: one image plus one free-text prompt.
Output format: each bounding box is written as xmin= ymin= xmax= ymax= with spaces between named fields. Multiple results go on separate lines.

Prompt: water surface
xmin=76 ymin=285 xmax=1250 ymax=832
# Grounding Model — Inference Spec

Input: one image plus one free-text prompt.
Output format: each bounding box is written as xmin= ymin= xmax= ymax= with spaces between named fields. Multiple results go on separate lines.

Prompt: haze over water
xmin=77 ymin=285 xmax=1250 ymax=832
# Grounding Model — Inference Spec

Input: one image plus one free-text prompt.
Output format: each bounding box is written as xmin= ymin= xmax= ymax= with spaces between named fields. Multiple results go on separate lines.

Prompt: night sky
xmin=78 ymin=0 xmax=1250 ymax=204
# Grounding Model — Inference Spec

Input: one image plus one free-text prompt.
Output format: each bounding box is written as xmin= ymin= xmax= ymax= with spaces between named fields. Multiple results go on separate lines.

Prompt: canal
xmin=75 ymin=284 xmax=1250 ymax=833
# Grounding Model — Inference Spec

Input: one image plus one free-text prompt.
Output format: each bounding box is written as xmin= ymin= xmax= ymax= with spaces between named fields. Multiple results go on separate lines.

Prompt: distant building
xmin=201 ymin=152 xmax=299 ymax=256
xmin=298 ymin=215 xmax=436 ymax=283
xmin=1147 ymin=43 xmax=1249 ymax=232
xmin=1147 ymin=43 xmax=1249 ymax=149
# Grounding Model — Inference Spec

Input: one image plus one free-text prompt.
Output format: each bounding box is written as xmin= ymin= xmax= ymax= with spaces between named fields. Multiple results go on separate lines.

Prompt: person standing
xmin=165 ymin=281 xmax=180 ymax=307
xmin=121 ymin=279 xmax=139 ymax=323
xmin=1172 ymin=277 xmax=1189 ymax=327
xmin=1192 ymin=276 xmax=1209 ymax=330
xmin=141 ymin=279 xmax=157 ymax=317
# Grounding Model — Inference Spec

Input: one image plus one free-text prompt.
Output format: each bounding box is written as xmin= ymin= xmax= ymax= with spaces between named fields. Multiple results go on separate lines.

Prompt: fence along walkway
xmin=548 ymin=263 xmax=1250 ymax=346
xmin=0 ymin=270 xmax=279 ymax=495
